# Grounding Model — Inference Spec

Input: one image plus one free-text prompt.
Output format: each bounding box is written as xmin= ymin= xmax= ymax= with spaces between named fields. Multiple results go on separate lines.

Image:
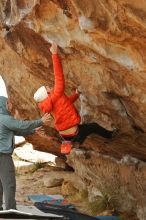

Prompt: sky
xmin=0 ymin=75 xmax=8 ymax=97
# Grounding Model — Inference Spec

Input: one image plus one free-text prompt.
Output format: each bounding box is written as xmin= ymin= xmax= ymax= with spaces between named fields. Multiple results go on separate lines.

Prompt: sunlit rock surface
xmin=0 ymin=1 xmax=146 ymax=219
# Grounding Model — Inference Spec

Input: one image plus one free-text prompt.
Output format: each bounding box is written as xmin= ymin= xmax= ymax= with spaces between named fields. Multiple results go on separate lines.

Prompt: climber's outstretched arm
xmin=50 ymin=43 xmax=65 ymax=96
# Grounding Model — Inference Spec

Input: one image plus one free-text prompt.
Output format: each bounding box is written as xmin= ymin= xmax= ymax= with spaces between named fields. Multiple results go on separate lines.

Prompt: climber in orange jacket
xmin=34 ymin=43 xmax=117 ymax=154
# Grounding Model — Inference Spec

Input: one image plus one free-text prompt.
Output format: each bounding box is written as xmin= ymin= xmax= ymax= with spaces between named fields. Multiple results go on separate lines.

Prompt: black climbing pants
xmin=60 ymin=123 xmax=113 ymax=144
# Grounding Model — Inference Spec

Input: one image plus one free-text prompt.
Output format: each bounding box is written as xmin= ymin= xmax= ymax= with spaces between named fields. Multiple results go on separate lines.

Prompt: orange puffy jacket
xmin=38 ymin=54 xmax=81 ymax=131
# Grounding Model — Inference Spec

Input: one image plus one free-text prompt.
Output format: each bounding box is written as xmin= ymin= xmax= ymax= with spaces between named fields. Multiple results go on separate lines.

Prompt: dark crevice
xmin=103 ymin=91 xmax=144 ymax=133
xmin=65 ymin=165 xmax=74 ymax=172
xmin=132 ymin=125 xmax=144 ymax=133
xmin=4 ymin=0 xmax=11 ymax=18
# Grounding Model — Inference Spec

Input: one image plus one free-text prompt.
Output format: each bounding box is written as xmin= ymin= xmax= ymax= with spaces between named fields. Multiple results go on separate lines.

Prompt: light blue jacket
xmin=0 ymin=96 xmax=43 ymax=154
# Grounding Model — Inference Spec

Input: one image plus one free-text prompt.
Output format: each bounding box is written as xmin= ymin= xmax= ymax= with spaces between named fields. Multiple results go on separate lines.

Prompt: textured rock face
xmin=0 ymin=0 xmax=146 ymax=158
xmin=67 ymin=149 xmax=146 ymax=220
xmin=0 ymin=1 xmax=146 ymax=218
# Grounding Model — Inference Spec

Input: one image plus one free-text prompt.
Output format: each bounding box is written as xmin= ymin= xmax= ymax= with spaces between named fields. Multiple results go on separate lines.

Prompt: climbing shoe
xmin=61 ymin=141 xmax=72 ymax=154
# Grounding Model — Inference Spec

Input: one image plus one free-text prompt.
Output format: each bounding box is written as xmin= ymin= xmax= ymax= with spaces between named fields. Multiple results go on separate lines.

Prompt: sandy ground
xmin=13 ymin=146 xmax=139 ymax=220
xmin=15 ymin=165 xmax=139 ymax=220
xmin=15 ymin=165 xmax=62 ymax=205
